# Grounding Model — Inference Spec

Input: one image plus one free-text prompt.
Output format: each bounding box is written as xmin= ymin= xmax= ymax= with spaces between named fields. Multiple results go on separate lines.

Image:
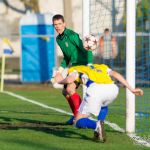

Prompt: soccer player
xmin=55 ymin=64 xmax=143 ymax=142
xmin=51 ymin=14 xmax=93 ymax=124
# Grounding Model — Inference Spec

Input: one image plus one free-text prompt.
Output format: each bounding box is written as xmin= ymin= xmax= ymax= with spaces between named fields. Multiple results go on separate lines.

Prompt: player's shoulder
xmin=65 ymin=28 xmax=79 ymax=39
xmin=66 ymin=28 xmax=77 ymax=35
xmin=93 ymin=64 xmax=109 ymax=69
xmin=69 ymin=65 xmax=85 ymax=73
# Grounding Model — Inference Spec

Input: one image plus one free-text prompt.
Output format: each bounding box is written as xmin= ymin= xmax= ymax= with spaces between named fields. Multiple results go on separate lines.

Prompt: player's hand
xmin=132 ymin=88 xmax=144 ymax=96
xmin=51 ymin=72 xmax=64 ymax=89
xmin=51 ymin=72 xmax=62 ymax=84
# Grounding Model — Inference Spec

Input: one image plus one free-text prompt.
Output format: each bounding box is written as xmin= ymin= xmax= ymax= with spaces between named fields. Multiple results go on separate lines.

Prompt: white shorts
xmin=78 ymin=83 xmax=119 ymax=116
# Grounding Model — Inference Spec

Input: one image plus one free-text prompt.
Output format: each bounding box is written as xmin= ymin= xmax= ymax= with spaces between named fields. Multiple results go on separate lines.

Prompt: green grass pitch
xmin=0 ymin=84 xmax=149 ymax=150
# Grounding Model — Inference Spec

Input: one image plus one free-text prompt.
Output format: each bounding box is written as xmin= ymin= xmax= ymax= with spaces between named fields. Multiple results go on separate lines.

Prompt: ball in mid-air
xmin=83 ymin=35 xmax=98 ymax=51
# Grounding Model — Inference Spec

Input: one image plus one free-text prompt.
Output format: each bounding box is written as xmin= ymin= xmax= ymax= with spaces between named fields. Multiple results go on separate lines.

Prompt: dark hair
xmin=104 ymin=28 xmax=109 ymax=32
xmin=52 ymin=14 xmax=65 ymax=23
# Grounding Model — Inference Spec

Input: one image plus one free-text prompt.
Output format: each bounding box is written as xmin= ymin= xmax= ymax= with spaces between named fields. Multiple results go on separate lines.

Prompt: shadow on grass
xmin=0 ymin=115 xmax=125 ymax=142
xmin=0 ymin=116 xmax=93 ymax=141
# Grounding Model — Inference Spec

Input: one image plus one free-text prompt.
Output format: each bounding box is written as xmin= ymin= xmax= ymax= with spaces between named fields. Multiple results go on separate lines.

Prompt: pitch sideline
xmin=1 ymin=91 xmax=150 ymax=147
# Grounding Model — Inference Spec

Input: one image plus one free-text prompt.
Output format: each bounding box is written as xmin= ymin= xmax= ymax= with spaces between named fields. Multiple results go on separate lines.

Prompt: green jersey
xmin=56 ymin=28 xmax=93 ymax=68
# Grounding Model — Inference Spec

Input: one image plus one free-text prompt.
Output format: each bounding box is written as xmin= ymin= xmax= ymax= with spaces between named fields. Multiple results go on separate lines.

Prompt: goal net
xmin=89 ymin=0 xmax=150 ymax=133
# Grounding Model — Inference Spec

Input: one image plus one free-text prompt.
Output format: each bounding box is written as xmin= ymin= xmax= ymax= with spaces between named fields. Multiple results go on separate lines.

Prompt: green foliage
xmin=3 ymin=0 xmax=40 ymax=14
xmin=123 ymin=0 xmax=150 ymax=31
xmin=136 ymin=0 xmax=150 ymax=32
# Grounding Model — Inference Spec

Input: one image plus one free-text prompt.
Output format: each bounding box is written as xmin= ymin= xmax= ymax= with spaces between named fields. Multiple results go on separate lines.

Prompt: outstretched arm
xmin=54 ymin=73 xmax=76 ymax=85
xmin=109 ymin=70 xmax=143 ymax=96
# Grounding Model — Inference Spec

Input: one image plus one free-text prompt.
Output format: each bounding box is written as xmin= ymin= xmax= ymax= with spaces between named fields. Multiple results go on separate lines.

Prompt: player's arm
xmin=52 ymin=54 xmax=69 ymax=82
xmin=58 ymin=74 xmax=75 ymax=84
xmin=60 ymin=54 xmax=70 ymax=68
xmin=51 ymin=69 xmax=64 ymax=89
xmin=71 ymin=34 xmax=86 ymax=52
xmin=109 ymin=70 xmax=143 ymax=96
xmin=57 ymin=71 xmax=78 ymax=85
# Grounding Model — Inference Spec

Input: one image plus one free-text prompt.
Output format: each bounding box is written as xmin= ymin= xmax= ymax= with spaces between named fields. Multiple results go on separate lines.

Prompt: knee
xmin=75 ymin=118 xmax=86 ymax=128
xmin=74 ymin=115 xmax=82 ymax=127
xmin=74 ymin=118 xmax=81 ymax=128
xmin=62 ymin=89 xmax=67 ymax=96
xmin=66 ymin=84 xmax=76 ymax=95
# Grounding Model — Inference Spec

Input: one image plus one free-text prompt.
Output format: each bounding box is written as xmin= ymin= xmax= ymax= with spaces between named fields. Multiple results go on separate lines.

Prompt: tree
xmin=136 ymin=0 xmax=149 ymax=32
xmin=3 ymin=0 xmax=40 ymax=14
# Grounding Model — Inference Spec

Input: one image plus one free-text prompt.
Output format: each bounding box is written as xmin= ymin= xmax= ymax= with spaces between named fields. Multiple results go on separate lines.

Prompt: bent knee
xmin=74 ymin=113 xmax=89 ymax=127
xmin=62 ymin=89 xmax=67 ymax=96
xmin=66 ymin=83 xmax=76 ymax=95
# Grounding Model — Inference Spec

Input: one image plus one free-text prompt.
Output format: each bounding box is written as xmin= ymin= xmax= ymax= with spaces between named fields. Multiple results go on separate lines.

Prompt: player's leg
xmin=74 ymin=84 xmax=106 ymax=142
xmin=66 ymin=83 xmax=81 ymax=116
xmin=62 ymin=82 xmax=81 ymax=124
xmin=75 ymin=108 xmax=105 ymax=142
xmin=75 ymin=112 xmax=97 ymax=129
xmin=96 ymin=106 xmax=108 ymax=141
xmin=95 ymin=84 xmax=119 ymax=141
xmin=75 ymin=84 xmax=118 ymax=142
xmin=51 ymin=67 xmax=81 ymax=124
xmin=98 ymin=106 xmax=108 ymax=121
xmin=62 ymin=89 xmax=74 ymax=124
xmin=83 ymin=82 xmax=108 ymax=126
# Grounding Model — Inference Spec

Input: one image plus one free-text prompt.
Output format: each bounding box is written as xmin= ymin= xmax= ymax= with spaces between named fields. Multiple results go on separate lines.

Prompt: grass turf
xmin=0 ymin=84 xmax=149 ymax=150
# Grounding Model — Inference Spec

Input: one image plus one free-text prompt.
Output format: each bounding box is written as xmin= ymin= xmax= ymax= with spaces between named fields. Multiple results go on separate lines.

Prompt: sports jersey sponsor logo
xmin=89 ymin=65 xmax=102 ymax=73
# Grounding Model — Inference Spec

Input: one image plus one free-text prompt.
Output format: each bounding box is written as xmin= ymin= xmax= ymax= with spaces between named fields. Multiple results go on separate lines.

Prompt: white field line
xmin=1 ymin=91 xmax=150 ymax=147
xmin=2 ymin=91 xmax=72 ymax=116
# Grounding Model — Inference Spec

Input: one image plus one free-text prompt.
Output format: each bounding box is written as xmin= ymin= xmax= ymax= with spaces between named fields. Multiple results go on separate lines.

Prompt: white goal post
xmin=82 ymin=0 xmax=90 ymax=37
xmin=126 ymin=0 xmax=136 ymax=133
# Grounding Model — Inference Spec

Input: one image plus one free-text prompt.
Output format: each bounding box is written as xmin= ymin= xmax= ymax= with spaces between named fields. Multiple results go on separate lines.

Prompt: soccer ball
xmin=83 ymin=35 xmax=98 ymax=51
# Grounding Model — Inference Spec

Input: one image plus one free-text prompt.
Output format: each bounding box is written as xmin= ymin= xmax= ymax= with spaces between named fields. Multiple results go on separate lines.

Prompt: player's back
xmin=69 ymin=64 xmax=114 ymax=84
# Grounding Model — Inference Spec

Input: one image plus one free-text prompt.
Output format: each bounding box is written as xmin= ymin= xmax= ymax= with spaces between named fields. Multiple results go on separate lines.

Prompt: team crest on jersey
xmin=90 ymin=65 xmax=102 ymax=73
xmin=65 ymin=42 xmax=69 ymax=47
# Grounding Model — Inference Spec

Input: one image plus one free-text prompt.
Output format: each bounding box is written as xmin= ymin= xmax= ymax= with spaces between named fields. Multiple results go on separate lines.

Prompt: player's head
xmin=52 ymin=14 xmax=66 ymax=34
xmin=104 ymin=28 xmax=110 ymax=36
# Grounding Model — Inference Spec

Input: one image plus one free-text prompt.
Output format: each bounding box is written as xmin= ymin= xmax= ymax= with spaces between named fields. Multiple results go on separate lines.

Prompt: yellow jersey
xmin=68 ymin=64 xmax=114 ymax=84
